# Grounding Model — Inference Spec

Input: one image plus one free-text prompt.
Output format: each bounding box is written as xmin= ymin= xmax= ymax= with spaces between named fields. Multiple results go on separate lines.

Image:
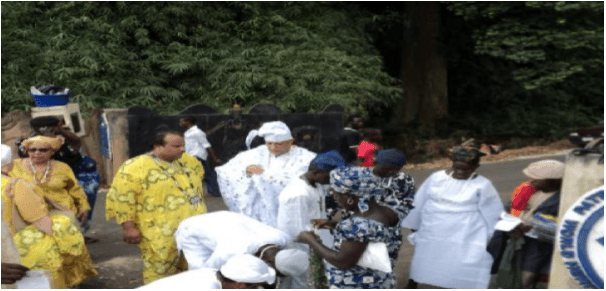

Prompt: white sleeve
xmin=184 ymin=134 xmax=196 ymax=155
xmin=277 ymin=190 xmax=311 ymax=241
xmin=478 ymin=180 xmax=504 ymax=237
xmin=198 ymin=131 xmax=212 ymax=149
xmin=400 ymin=172 xmax=435 ymax=230
xmin=215 ymin=148 xmax=258 ymax=214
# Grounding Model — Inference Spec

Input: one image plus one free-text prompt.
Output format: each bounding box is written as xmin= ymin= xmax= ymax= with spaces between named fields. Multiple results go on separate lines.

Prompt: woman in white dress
xmin=401 ymin=143 xmax=504 ymax=289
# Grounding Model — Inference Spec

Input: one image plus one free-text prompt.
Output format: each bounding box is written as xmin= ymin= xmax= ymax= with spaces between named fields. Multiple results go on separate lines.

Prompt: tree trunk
xmin=399 ymin=1 xmax=447 ymax=137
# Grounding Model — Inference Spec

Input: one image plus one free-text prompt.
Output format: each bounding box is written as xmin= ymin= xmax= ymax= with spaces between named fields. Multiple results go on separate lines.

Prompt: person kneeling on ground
xmin=175 ymin=211 xmax=309 ymax=289
xmin=138 ymin=254 xmax=275 ymax=289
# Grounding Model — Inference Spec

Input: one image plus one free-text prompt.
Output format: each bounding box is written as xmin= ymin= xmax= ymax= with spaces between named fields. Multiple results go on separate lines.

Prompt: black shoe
xmin=84 ymin=236 xmax=99 ymax=244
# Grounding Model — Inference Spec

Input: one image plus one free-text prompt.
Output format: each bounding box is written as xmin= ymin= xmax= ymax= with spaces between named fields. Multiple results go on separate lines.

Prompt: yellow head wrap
xmin=22 ymin=136 xmax=65 ymax=151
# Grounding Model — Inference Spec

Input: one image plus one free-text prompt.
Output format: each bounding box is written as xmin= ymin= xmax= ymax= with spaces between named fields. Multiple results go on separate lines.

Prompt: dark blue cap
xmin=375 ymin=149 xmax=407 ymax=168
xmin=310 ymin=150 xmax=346 ymax=172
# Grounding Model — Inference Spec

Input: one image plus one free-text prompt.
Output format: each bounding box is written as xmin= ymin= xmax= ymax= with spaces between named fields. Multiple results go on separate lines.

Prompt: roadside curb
xmin=481 ymin=149 xmax=572 ymax=165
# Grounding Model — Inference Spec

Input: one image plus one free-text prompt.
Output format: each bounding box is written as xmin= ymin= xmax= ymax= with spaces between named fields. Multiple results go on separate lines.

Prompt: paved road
xmin=79 ymin=153 xmax=567 ymax=289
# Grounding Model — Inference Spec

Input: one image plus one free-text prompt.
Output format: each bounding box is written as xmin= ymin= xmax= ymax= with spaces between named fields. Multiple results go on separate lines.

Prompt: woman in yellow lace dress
xmin=3 ymin=141 xmax=97 ymax=288
xmin=11 ymin=136 xmax=91 ymax=223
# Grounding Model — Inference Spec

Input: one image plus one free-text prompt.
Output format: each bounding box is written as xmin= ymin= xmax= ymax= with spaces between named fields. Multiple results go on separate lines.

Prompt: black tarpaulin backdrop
xmin=128 ymin=103 xmax=345 ymax=161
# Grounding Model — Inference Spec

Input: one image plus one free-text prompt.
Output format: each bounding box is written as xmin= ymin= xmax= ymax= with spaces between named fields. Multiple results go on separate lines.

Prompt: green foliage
xmin=1 ymin=2 xmax=401 ymax=115
xmin=448 ymin=2 xmax=603 ymax=90
xmin=310 ymin=249 xmax=327 ymax=289
xmin=442 ymin=2 xmax=603 ymax=138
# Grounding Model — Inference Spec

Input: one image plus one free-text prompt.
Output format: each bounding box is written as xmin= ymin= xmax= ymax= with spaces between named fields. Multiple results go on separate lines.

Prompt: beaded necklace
xmin=151 ymin=155 xmax=203 ymax=207
xmin=28 ymin=159 xmax=51 ymax=185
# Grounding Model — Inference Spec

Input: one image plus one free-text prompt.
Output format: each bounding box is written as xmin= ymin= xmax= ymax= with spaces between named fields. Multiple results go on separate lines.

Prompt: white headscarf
xmin=220 ymin=254 xmax=276 ymax=285
xmin=257 ymin=121 xmax=293 ymax=143
xmin=245 ymin=129 xmax=259 ymax=150
xmin=275 ymin=249 xmax=310 ymax=277
xmin=1 ymin=144 xmax=12 ymax=167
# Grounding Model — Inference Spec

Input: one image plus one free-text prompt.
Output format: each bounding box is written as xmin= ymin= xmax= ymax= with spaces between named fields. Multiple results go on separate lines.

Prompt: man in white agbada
xmin=174 ymin=211 xmax=310 ymax=289
xmin=215 ymin=121 xmax=316 ymax=227
xmin=138 ymin=254 xmax=275 ymax=289
xmin=276 ymin=150 xmax=346 ymax=248
xmin=401 ymin=144 xmax=503 ymax=289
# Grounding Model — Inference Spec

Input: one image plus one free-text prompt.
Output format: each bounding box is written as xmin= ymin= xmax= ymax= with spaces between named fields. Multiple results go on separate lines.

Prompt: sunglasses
xmin=28 ymin=148 xmax=51 ymax=153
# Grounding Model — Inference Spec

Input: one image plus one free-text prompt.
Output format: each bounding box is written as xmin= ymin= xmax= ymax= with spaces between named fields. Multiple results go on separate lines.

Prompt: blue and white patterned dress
xmin=325 ymin=217 xmax=403 ymax=289
xmin=330 ymin=167 xmax=416 ymax=221
xmin=72 ymin=155 xmax=100 ymax=231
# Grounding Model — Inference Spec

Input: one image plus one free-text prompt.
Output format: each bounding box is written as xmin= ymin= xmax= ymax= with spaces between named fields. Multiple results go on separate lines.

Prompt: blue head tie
xmin=375 ymin=149 xmax=407 ymax=168
xmin=329 ymin=167 xmax=386 ymax=213
xmin=310 ymin=150 xmax=346 ymax=172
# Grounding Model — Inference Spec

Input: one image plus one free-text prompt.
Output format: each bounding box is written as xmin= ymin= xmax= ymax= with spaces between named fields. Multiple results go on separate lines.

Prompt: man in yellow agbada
xmin=106 ymin=130 xmax=207 ymax=284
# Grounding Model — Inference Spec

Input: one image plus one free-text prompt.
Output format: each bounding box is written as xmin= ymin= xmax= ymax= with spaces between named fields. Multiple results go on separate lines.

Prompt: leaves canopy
xmin=443 ymin=2 xmax=603 ymax=137
xmin=448 ymin=1 xmax=603 ymax=90
xmin=1 ymin=2 xmax=401 ymax=114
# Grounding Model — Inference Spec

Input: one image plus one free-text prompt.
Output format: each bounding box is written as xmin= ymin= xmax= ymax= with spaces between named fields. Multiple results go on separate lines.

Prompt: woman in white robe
xmin=401 ymin=144 xmax=504 ymax=289
xmin=215 ymin=121 xmax=316 ymax=227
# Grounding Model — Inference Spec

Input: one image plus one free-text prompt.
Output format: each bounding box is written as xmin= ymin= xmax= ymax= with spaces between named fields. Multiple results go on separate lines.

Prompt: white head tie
xmin=257 ymin=121 xmax=293 ymax=143
xmin=220 ymin=254 xmax=276 ymax=284
xmin=245 ymin=129 xmax=259 ymax=150
xmin=1 ymin=144 xmax=12 ymax=167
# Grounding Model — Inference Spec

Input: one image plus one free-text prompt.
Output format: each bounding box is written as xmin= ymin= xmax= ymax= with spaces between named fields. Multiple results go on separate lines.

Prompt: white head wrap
xmin=523 ymin=159 xmax=565 ymax=179
xmin=1 ymin=144 xmax=12 ymax=167
xmin=275 ymin=249 xmax=310 ymax=277
xmin=257 ymin=121 xmax=293 ymax=143
xmin=245 ymin=129 xmax=259 ymax=150
xmin=220 ymin=254 xmax=276 ymax=285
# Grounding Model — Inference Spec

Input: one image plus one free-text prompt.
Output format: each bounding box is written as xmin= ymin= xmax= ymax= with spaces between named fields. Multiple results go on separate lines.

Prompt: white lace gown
xmin=216 ymin=145 xmax=316 ymax=227
xmin=401 ymin=170 xmax=504 ymax=289
xmin=174 ymin=211 xmax=290 ymax=270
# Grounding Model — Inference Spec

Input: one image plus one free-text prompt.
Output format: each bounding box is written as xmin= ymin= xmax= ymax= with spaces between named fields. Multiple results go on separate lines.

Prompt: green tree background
xmin=444 ymin=1 xmax=603 ymax=137
xmin=1 ymin=2 xmax=401 ymax=114
xmin=2 ymin=1 xmax=603 ymax=140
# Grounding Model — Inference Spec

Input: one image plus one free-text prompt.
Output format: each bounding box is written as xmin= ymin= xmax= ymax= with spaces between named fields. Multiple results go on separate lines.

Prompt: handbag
xmin=356 ymin=242 xmax=392 ymax=273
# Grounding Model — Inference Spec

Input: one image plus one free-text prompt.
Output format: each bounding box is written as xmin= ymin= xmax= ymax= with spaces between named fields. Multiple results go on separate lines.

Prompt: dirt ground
xmin=403 ymin=139 xmax=575 ymax=170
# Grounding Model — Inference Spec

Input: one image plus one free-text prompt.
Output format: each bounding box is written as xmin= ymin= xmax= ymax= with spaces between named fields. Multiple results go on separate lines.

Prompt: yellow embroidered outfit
xmin=10 ymin=159 xmax=91 ymax=214
xmin=106 ymin=153 xmax=207 ymax=284
xmin=1 ymin=176 xmax=97 ymax=288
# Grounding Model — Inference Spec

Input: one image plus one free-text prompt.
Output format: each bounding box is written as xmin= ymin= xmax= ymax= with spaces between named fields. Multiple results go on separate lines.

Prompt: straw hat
xmin=522 ymin=160 xmax=565 ymax=180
